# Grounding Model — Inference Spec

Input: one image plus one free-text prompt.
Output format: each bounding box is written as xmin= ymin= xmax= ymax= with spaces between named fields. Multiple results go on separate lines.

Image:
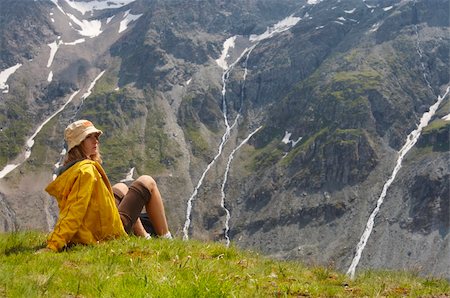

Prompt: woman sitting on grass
xmin=42 ymin=119 xmax=171 ymax=252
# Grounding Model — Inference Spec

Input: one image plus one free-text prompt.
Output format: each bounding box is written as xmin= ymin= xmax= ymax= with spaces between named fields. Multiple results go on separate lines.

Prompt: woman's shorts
xmin=112 ymin=180 xmax=150 ymax=233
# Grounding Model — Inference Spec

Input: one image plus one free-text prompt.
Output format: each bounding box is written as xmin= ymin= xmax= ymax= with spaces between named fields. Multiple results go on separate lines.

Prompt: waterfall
xmin=347 ymin=6 xmax=448 ymax=277
xmin=182 ymin=14 xmax=301 ymax=241
xmin=182 ymin=39 xmax=245 ymax=240
xmin=347 ymin=86 xmax=450 ymax=279
xmin=0 ymin=90 xmax=80 ymax=179
xmin=220 ymin=126 xmax=262 ymax=246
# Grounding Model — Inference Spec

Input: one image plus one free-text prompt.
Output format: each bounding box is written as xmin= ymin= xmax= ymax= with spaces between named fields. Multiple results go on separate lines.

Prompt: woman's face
xmin=81 ymin=133 xmax=100 ymax=158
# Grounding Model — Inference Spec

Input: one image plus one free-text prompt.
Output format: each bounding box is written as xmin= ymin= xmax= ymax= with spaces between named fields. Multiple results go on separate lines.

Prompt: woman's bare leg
xmin=136 ymin=175 xmax=170 ymax=236
xmin=133 ymin=218 xmax=149 ymax=237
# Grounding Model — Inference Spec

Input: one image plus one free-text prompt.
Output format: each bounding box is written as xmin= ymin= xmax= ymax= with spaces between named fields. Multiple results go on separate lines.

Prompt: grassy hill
xmin=0 ymin=232 xmax=449 ymax=297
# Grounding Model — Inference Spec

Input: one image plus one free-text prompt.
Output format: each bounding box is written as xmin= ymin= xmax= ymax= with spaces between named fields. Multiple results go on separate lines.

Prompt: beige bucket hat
xmin=65 ymin=120 xmax=103 ymax=151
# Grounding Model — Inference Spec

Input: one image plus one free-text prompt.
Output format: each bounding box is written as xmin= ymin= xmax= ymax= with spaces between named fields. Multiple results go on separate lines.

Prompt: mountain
xmin=0 ymin=0 xmax=448 ymax=279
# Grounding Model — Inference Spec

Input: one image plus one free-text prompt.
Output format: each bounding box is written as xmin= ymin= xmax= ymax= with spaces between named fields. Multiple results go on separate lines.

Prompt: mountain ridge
xmin=0 ymin=0 xmax=448 ymax=279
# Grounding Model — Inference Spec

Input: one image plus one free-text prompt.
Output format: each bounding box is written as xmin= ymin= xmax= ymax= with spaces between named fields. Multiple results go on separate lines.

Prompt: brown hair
xmin=64 ymin=142 xmax=102 ymax=165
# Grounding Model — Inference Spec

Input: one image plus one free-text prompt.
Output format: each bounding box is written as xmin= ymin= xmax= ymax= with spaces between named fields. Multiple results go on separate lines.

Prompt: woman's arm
xmin=47 ymin=170 xmax=95 ymax=251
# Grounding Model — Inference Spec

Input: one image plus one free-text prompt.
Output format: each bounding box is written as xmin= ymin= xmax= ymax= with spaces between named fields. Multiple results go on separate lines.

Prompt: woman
xmin=44 ymin=119 xmax=172 ymax=252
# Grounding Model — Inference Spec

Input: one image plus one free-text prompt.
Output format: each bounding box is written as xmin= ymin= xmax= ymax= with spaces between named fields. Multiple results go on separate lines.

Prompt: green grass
xmin=0 ymin=101 xmax=29 ymax=167
xmin=0 ymin=232 xmax=449 ymax=297
xmin=331 ymin=69 xmax=382 ymax=92
xmin=184 ymin=122 xmax=210 ymax=158
xmin=249 ymin=141 xmax=284 ymax=172
xmin=422 ymin=119 xmax=450 ymax=133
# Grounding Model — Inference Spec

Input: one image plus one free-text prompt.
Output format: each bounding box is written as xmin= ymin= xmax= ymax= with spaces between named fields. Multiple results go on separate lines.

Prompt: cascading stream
xmin=0 ymin=71 xmax=104 ymax=232
xmin=183 ymin=44 xmax=261 ymax=241
xmin=347 ymin=85 xmax=450 ymax=279
xmin=1 ymin=0 xmax=142 ymax=233
xmin=182 ymin=15 xmax=301 ymax=241
xmin=218 ymin=45 xmax=257 ymax=245
xmin=182 ymin=39 xmax=248 ymax=240
xmin=2 ymin=0 xmax=137 ymax=179
xmin=220 ymin=126 xmax=262 ymax=247
xmin=220 ymin=43 xmax=261 ymax=247
xmin=0 ymin=89 xmax=80 ymax=179
xmin=52 ymin=71 xmax=105 ymax=178
xmin=347 ymin=11 xmax=449 ymax=277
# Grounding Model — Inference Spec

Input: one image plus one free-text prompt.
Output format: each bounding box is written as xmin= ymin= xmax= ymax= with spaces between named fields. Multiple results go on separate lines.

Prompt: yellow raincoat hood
xmin=46 ymin=160 xmax=126 ymax=251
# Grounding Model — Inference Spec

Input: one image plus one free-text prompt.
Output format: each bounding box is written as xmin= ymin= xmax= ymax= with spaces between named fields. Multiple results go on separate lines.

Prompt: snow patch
xmin=67 ymin=13 xmax=102 ymax=37
xmin=282 ymin=131 xmax=302 ymax=148
xmin=64 ymin=38 xmax=85 ymax=45
xmin=65 ymin=0 xmax=138 ymax=15
xmin=364 ymin=2 xmax=377 ymax=9
xmin=47 ymin=41 xmax=62 ymax=67
xmin=119 ymin=10 xmax=143 ymax=33
xmin=49 ymin=0 xmax=66 ymax=15
xmin=215 ymin=36 xmax=236 ymax=70
xmin=250 ymin=15 xmax=301 ymax=42
xmin=0 ymin=63 xmax=22 ymax=93
xmin=47 ymin=38 xmax=85 ymax=68
xmin=0 ymin=164 xmax=19 ymax=179
xmin=369 ymin=22 xmax=381 ymax=32
xmin=106 ymin=16 xmax=114 ymax=24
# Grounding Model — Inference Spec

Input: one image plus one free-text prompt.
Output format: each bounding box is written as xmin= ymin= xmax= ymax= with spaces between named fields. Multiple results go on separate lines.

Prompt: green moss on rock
xmin=185 ymin=122 xmax=210 ymax=157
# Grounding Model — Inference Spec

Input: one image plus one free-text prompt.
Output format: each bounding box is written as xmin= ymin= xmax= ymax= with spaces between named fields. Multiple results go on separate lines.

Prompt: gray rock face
xmin=360 ymin=153 xmax=450 ymax=279
xmin=0 ymin=1 xmax=56 ymax=69
xmin=0 ymin=194 xmax=16 ymax=232
xmin=0 ymin=0 xmax=449 ymax=279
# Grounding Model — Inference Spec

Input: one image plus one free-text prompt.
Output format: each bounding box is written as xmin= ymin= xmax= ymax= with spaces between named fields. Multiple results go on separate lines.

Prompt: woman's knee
xmin=135 ymin=175 xmax=157 ymax=191
xmin=112 ymin=182 xmax=129 ymax=197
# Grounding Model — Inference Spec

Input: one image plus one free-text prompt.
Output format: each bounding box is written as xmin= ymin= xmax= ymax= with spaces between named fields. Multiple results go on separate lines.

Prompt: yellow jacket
xmin=45 ymin=159 xmax=126 ymax=251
